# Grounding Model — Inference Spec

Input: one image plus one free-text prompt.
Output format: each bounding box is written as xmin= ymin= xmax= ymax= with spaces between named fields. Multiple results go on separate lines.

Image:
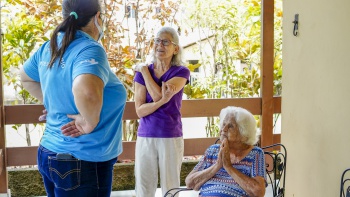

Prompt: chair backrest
xmin=340 ymin=168 xmax=350 ymax=197
xmin=262 ymin=143 xmax=287 ymax=197
xmin=164 ymin=188 xmax=194 ymax=197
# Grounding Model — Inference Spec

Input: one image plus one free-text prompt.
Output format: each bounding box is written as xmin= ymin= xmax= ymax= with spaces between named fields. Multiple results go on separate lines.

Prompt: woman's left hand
xmin=161 ymin=82 xmax=177 ymax=103
xmin=61 ymin=114 xmax=94 ymax=137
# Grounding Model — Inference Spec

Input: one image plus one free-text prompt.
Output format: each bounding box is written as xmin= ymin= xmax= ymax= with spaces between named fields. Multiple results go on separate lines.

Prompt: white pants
xmin=135 ymin=137 xmax=184 ymax=197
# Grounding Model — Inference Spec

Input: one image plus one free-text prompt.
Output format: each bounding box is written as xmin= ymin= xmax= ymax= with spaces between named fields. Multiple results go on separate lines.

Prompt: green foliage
xmin=2 ymin=0 xmax=184 ymax=142
xmin=1 ymin=0 xmax=283 ymax=141
xmin=205 ymin=117 xmax=220 ymax=137
xmin=2 ymin=12 xmax=44 ymax=98
xmin=182 ymin=0 xmax=283 ymax=137
xmin=1 ymin=1 xmax=56 ymax=145
xmin=101 ymin=0 xmax=183 ymax=102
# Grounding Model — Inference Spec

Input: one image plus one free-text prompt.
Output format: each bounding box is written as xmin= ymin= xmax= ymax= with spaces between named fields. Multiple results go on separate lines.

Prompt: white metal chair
xmin=262 ymin=143 xmax=287 ymax=197
xmin=340 ymin=168 xmax=350 ymax=197
xmin=163 ymin=188 xmax=193 ymax=197
xmin=164 ymin=143 xmax=287 ymax=197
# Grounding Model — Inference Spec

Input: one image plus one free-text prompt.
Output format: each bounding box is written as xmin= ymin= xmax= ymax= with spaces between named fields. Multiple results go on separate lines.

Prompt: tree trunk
xmin=25 ymin=124 xmax=31 ymax=146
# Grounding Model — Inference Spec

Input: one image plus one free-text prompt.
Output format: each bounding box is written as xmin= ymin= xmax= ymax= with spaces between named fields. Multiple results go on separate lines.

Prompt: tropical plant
xmin=181 ymin=0 xmax=283 ymax=137
xmin=1 ymin=0 xmax=183 ymax=142
xmin=1 ymin=0 xmax=283 ymax=142
xmin=1 ymin=8 xmax=49 ymax=145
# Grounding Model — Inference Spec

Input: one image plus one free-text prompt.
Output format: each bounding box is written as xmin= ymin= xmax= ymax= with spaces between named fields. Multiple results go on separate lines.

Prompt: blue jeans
xmin=37 ymin=145 xmax=117 ymax=197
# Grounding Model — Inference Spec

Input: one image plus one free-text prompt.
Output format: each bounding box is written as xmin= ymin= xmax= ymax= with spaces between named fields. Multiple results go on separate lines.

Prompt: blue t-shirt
xmin=134 ymin=63 xmax=190 ymax=138
xmin=194 ymin=145 xmax=266 ymax=197
xmin=23 ymin=31 xmax=127 ymax=162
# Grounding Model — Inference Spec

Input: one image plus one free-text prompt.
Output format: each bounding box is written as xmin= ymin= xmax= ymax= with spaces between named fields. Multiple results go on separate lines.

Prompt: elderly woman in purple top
xmin=133 ymin=26 xmax=190 ymax=197
xmin=185 ymin=106 xmax=267 ymax=197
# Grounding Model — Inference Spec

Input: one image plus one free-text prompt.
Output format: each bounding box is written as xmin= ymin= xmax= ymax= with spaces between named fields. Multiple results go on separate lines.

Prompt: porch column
xmin=260 ymin=0 xmax=275 ymax=147
xmin=0 ymin=13 xmax=8 ymax=193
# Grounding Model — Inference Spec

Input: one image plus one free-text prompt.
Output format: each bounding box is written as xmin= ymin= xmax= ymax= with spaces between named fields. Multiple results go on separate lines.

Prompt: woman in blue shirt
xmin=20 ymin=0 xmax=126 ymax=196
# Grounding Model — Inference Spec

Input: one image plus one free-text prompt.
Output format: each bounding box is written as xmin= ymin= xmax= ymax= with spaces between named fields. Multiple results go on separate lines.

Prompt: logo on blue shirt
xmin=79 ymin=59 xmax=99 ymax=65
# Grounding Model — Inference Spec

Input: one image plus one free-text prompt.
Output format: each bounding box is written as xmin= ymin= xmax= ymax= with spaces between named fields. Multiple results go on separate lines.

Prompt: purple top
xmin=134 ymin=64 xmax=190 ymax=138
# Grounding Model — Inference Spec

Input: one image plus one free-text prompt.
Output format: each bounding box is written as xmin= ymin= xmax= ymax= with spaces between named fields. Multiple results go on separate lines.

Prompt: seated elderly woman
xmin=185 ymin=106 xmax=266 ymax=197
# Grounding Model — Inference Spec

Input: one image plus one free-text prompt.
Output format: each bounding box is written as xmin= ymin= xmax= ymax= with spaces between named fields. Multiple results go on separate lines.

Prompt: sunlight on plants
xmin=1 ymin=0 xmax=283 ymax=141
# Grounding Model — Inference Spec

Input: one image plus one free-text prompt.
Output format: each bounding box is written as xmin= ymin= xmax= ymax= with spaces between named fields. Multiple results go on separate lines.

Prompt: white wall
xmin=282 ymin=0 xmax=350 ymax=196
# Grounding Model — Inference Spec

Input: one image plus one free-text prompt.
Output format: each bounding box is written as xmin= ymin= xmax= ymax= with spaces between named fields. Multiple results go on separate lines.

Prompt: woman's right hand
xmin=61 ymin=114 xmax=95 ymax=137
xmin=133 ymin=63 xmax=148 ymax=72
xmin=38 ymin=109 xmax=47 ymax=121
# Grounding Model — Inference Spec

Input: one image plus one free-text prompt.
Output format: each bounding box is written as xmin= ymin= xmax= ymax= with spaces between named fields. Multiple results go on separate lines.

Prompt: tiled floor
xmin=35 ymin=185 xmax=273 ymax=197
xmin=110 ymin=188 xmax=199 ymax=197
xmin=111 ymin=185 xmax=273 ymax=197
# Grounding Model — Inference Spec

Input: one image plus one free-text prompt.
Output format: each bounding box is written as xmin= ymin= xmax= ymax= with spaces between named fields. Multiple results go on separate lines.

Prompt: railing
xmin=2 ymin=97 xmax=281 ymax=167
xmin=0 ymin=0 xmax=276 ymax=193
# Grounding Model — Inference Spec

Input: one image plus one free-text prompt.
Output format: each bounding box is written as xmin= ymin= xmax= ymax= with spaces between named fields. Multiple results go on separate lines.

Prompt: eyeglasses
xmin=154 ymin=38 xmax=177 ymax=46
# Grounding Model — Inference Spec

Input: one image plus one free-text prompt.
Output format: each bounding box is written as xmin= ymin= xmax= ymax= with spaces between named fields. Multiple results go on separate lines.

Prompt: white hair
xmin=219 ymin=106 xmax=259 ymax=145
xmin=148 ymin=26 xmax=184 ymax=66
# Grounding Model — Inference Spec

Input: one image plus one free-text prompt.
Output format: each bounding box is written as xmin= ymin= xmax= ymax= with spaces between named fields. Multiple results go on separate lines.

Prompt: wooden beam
xmin=3 ymin=97 xmax=282 ymax=166
xmin=4 ymin=97 xmax=282 ymax=124
xmin=273 ymin=134 xmax=281 ymax=144
xmin=6 ymin=136 xmax=282 ymax=167
xmin=117 ymin=141 xmax=136 ymax=161
xmin=121 ymin=102 xmax=138 ymax=120
xmin=183 ymin=137 xmax=218 ymax=156
xmin=7 ymin=138 xmax=218 ymax=166
xmin=181 ymin=98 xmax=262 ymax=117
xmin=7 ymin=146 xmax=38 ymax=166
xmin=273 ymin=96 xmax=281 ymax=113
xmin=260 ymin=0 xmax=275 ymax=147
xmin=118 ymin=137 xmax=219 ymax=161
xmin=0 ymin=149 xmax=3 ymax=175
xmin=0 ymin=122 xmax=7 ymax=193
xmin=4 ymin=105 xmax=45 ymax=124
xmin=3 ymin=103 xmax=139 ymax=124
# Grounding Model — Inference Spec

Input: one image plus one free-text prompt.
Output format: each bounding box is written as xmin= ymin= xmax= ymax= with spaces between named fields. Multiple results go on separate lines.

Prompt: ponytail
xmin=48 ymin=15 xmax=78 ymax=68
xmin=47 ymin=0 xmax=101 ymax=68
